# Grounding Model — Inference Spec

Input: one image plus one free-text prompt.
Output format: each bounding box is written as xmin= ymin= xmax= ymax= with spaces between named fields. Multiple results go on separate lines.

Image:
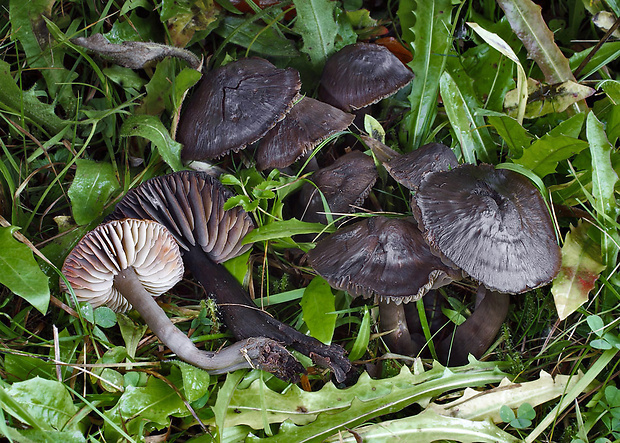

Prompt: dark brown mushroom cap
xmin=61 ymin=219 xmax=184 ymax=312
xmin=178 ymin=58 xmax=301 ymax=161
xmin=308 ymin=217 xmax=460 ymax=304
xmin=385 ymin=143 xmax=458 ymax=191
xmin=298 ymin=151 xmax=377 ymax=224
xmin=318 ymin=43 xmax=414 ymax=112
xmin=413 ymin=163 xmax=561 ymax=294
xmin=108 ymin=171 xmax=254 ymax=264
xmin=255 ymin=97 xmax=354 ymax=170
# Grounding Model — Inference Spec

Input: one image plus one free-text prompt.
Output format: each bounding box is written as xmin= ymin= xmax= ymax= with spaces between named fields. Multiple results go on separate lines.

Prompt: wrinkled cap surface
xmin=178 ymin=58 xmax=301 ymax=161
xmin=298 ymin=151 xmax=377 ymax=224
xmin=61 ymin=219 xmax=184 ymax=312
xmin=308 ymin=216 xmax=460 ymax=304
xmin=385 ymin=143 xmax=458 ymax=191
xmin=413 ymin=163 xmax=561 ymax=294
xmin=319 ymin=42 xmax=414 ymax=112
xmin=108 ymin=171 xmax=255 ymax=263
xmin=255 ymin=97 xmax=354 ymax=170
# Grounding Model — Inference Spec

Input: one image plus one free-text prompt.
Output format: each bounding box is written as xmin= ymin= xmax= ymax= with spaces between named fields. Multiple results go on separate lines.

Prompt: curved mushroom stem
xmin=183 ymin=245 xmax=354 ymax=383
xmin=114 ymin=267 xmax=303 ymax=382
xmin=437 ymin=286 xmax=510 ymax=366
xmin=378 ymin=299 xmax=418 ymax=356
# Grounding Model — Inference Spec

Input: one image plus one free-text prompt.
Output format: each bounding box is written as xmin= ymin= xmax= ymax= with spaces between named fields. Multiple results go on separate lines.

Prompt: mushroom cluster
xmin=308 ymin=142 xmax=561 ymax=364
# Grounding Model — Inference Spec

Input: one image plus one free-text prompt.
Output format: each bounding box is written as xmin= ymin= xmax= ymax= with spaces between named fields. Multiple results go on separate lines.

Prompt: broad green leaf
xmin=105 ymin=375 xmax=188 ymax=437
xmin=0 ymin=60 xmax=68 ymax=134
xmin=138 ymin=58 xmax=175 ymax=115
xmin=6 ymin=377 xmax=81 ymax=432
xmin=599 ymin=79 xmax=620 ymax=105
xmin=223 ymin=249 xmax=251 ymax=286
xmin=0 ymin=427 xmax=86 ymax=443
xmin=587 ymin=112 xmax=620 ymax=266
xmin=94 ymin=306 xmax=117 ymax=328
xmin=174 ymin=361 xmax=211 ymax=403
xmin=323 ymin=410 xmax=519 ymax=443
xmin=9 ymin=0 xmax=78 ymax=114
xmin=488 ymin=115 xmax=532 ymax=158
xmin=245 ymin=363 xmax=508 ymax=442
xmin=439 ymin=71 xmax=495 ymax=163
xmin=242 ymin=218 xmax=333 ymax=244
xmin=216 ymin=16 xmax=299 ymax=57
xmin=551 ymin=222 xmax=605 ymax=320
xmin=0 ymin=226 xmax=49 ymax=315
xmin=497 ymin=0 xmax=574 ymax=84
xmin=300 ymin=277 xmax=336 ymax=344
xmin=67 ymin=159 xmax=120 ymax=226
xmin=468 ymin=22 xmax=527 ymax=123
xmin=587 ymin=112 xmax=619 ymax=221
xmin=120 ymin=115 xmax=184 ymax=171
xmin=293 ymin=0 xmax=340 ymax=68
xmin=512 ymin=135 xmax=588 ymax=178
xmin=399 ymin=0 xmax=454 ymax=149
xmin=548 ymin=112 xmax=586 ymax=139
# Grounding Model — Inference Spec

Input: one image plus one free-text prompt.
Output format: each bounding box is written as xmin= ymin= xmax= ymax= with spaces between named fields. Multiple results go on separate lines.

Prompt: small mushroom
xmin=384 ymin=142 xmax=458 ymax=192
xmin=108 ymin=171 xmax=353 ymax=382
xmin=308 ymin=216 xmax=460 ymax=355
xmin=177 ymin=58 xmax=301 ymax=162
xmin=318 ymin=42 xmax=414 ymax=112
xmin=61 ymin=219 xmax=303 ymax=380
xmin=255 ymin=97 xmax=355 ymax=171
xmin=413 ymin=163 xmax=562 ymax=294
xmin=297 ymin=151 xmax=378 ymax=226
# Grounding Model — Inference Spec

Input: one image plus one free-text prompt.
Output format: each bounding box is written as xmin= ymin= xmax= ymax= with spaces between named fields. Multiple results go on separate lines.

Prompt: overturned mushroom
xmin=308 ymin=216 xmax=460 ymax=355
xmin=297 ymin=151 xmax=378 ymax=226
xmin=319 ymin=42 xmax=414 ymax=113
xmin=413 ymin=163 xmax=561 ymax=294
xmin=108 ymin=171 xmax=353 ymax=382
xmin=177 ymin=58 xmax=301 ymax=162
xmin=255 ymin=97 xmax=354 ymax=171
xmin=61 ymin=219 xmax=303 ymax=380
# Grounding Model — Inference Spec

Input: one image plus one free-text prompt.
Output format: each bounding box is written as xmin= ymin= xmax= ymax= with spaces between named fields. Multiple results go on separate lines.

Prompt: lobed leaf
xmin=513 ymin=134 xmax=588 ymax=178
xmin=398 ymin=0 xmax=454 ymax=150
xmin=293 ymin=0 xmax=340 ymax=69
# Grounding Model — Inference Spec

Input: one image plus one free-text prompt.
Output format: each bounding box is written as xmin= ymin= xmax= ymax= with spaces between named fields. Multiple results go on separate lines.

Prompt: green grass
xmin=0 ymin=0 xmax=619 ymax=442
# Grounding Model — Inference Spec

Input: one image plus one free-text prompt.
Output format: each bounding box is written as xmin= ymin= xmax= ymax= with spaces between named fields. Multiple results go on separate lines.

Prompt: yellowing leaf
xmin=551 ymin=222 xmax=606 ymax=320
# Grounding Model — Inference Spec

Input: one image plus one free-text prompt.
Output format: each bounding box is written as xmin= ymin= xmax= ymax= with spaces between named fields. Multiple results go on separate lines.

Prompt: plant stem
xmin=113 ymin=266 xmax=303 ymax=381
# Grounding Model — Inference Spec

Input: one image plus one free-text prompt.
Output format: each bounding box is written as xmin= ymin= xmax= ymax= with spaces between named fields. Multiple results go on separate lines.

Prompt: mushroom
xmin=177 ymin=58 xmax=301 ymax=162
xmin=383 ymin=142 xmax=459 ymax=192
xmin=413 ymin=163 xmax=562 ymax=294
xmin=296 ymin=151 xmax=378 ymax=226
xmin=308 ymin=216 xmax=460 ymax=355
xmin=108 ymin=171 xmax=353 ymax=382
xmin=61 ymin=218 xmax=303 ymax=380
xmin=318 ymin=42 xmax=414 ymax=113
xmin=255 ymin=97 xmax=355 ymax=171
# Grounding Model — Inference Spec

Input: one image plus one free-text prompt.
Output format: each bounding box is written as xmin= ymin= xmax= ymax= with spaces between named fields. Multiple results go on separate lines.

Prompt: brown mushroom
xmin=255 ymin=97 xmax=355 ymax=171
xmin=413 ymin=163 xmax=561 ymax=294
xmin=61 ymin=219 xmax=303 ymax=380
xmin=308 ymin=216 xmax=460 ymax=355
xmin=318 ymin=43 xmax=414 ymax=112
xmin=177 ymin=58 xmax=301 ymax=162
